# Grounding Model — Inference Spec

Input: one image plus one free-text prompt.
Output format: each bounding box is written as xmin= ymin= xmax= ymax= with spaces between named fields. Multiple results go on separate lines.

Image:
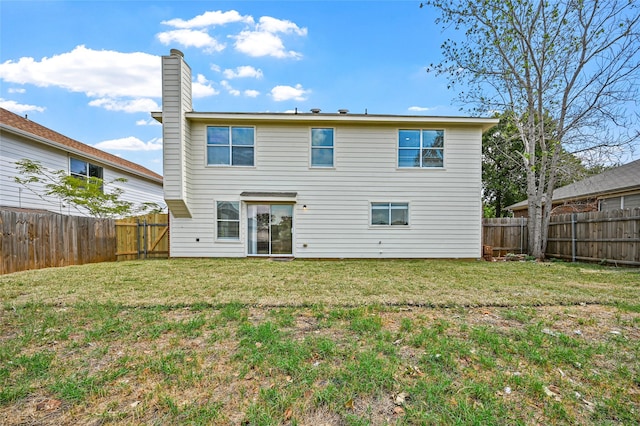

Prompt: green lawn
xmin=1 ymin=259 xmax=638 ymax=425
xmin=1 ymin=258 xmax=638 ymax=307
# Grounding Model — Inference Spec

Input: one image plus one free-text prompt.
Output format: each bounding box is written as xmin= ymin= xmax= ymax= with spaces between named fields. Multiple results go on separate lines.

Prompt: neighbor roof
xmin=507 ymin=159 xmax=640 ymax=210
xmin=0 ymin=107 xmax=162 ymax=183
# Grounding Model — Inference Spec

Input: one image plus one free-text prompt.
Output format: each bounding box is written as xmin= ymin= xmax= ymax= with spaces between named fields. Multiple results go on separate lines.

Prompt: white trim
xmin=205 ymin=125 xmax=256 ymax=167
xmin=178 ymin=111 xmax=499 ymax=131
xmin=245 ymin=203 xmax=295 ymax=257
xmin=369 ymin=201 xmax=411 ymax=228
xmin=397 ymin=128 xmax=446 ymax=169
xmin=215 ymin=200 xmax=241 ymax=242
xmin=69 ymin=156 xmax=104 ymax=179
xmin=309 ymin=126 xmax=336 ymax=169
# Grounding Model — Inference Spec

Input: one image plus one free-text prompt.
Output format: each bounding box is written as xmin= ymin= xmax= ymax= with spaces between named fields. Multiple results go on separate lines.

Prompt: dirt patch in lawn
xmin=1 ymin=303 xmax=638 ymax=425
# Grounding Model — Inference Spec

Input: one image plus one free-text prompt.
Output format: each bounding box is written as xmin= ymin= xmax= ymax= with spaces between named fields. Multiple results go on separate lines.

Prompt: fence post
xmin=571 ymin=213 xmax=577 ymax=263
xmin=136 ymin=219 xmax=141 ymax=260
xmin=143 ymin=218 xmax=148 ymax=259
xmin=520 ymin=217 xmax=525 ymax=254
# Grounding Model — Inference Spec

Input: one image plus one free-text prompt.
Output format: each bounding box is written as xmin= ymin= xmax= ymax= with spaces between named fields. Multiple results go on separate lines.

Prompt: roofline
xmin=507 ymin=185 xmax=640 ymax=211
xmin=151 ymin=111 xmax=500 ymax=132
xmin=1 ymin=123 xmax=163 ymax=185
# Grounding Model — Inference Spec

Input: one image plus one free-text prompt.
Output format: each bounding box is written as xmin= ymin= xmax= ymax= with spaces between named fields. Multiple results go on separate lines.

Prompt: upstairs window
xmin=398 ymin=129 xmax=444 ymax=168
xmin=70 ymin=157 xmax=103 ymax=180
xmin=207 ymin=126 xmax=255 ymax=166
xmin=371 ymin=202 xmax=409 ymax=226
xmin=311 ymin=128 xmax=334 ymax=167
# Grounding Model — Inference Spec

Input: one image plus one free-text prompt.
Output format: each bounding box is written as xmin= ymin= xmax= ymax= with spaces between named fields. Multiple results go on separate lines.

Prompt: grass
xmin=0 ymin=259 xmax=638 ymax=425
xmin=1 ymin=258 xmax=638 ymax=307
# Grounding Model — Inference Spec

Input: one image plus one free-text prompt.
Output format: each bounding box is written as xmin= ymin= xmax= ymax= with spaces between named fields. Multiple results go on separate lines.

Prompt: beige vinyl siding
xmin=161 ymin=53 xmax=193 ymax=217
xmin=168 ymin=122 xmax=483 ymax=258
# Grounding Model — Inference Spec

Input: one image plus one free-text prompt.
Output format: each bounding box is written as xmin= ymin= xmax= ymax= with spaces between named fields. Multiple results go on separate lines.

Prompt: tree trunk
xmin=528 ymin=201 xmax=545 ymax=259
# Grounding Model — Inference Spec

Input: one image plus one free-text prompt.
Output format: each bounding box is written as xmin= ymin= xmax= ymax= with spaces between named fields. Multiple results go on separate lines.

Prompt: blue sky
xmin=5 ymin=2 xmax=636 ymax=175
xmin=1 ymin=1 xmax=459 ymax=174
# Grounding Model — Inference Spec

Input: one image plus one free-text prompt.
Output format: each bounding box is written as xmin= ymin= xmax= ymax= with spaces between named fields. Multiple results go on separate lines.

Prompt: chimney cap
xmin=170 ymin=49 xmax=184 ymax=58
xmin=310 ymin=108 xmax=321 ymax=114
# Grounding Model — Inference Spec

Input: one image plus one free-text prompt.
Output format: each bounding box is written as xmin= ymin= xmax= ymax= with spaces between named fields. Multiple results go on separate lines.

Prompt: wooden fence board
xmin=485 ymin=208 xmax=640 ymax=266
xmin=0 ymin=208 xmax=116 ymax=275
xmin=482 ymin=217 xmax=528 ymax=256
xmin=115 ymin=213 xmax=169 ymax=261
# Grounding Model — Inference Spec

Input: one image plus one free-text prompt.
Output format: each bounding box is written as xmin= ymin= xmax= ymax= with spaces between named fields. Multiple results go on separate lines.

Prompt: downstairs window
xmin=371 ymin=202 xmax=409 ymax=226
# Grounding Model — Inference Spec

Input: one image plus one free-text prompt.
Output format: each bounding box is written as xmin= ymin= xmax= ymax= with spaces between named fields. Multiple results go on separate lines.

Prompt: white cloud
xmin=223 ymin=65 xmax=263 ymax=79
xmin=156 ymin=29 xmax=225 ymax=53
xmin=161 ymin=10 xmax=253 ymax=29
xmin=0 ymin=45 xmax=160 ymax=99
xmin=210 ymin=64 xmax=221 ymax=73
xmin=136 ymin=118 xmax=162 ymax=126
xmin=160 ymin=10 xmax=306 ymax=59
xmin=192 ymin=74 xmax=219 ymax=98
xmin=0 ymin=98 xmax=45 ymax=114
xmin=244 ymin=89 xmax=260 ymax=98
xmin=270 ymin=84 xmax=309 ymax=101
xmin=221 ymin=80 xmax=240 ymax=96
xmin=94 ymin=136 xmax=163 ymax=152
xmin=257 ymin=16 xmax=307 ymax=36
xmin=8 ymin=87 xmax=26 ymax=94
xmin=234 ymin=30 xmax=303 ymax=59
xmin=89 ymin=98 xmax=160 ymax=113
xmin=408 ymin=106 xmax=435 ymax=112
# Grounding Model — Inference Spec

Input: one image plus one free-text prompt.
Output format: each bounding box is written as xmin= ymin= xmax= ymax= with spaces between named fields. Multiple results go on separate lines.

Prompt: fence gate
xmin=115 ymin=213 xmax=169 ymax=260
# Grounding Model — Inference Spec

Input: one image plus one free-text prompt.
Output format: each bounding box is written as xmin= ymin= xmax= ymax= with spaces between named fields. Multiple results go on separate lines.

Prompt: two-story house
xmin=1 ymin=107 xmax=164 ymax=216
xmin=153 ymin=49 xmax=498 ymax=258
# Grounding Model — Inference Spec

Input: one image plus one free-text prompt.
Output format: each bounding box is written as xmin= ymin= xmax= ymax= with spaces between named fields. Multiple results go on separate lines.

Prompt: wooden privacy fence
xmin=115 ymin=213 xmax=169 ymax=261
xmin=483 ymin=208 xmax=640 ymax=266
xmin=482 ymin=217 xmax=528 ymax=256
xmin=547 ymin=208 xmax=640 ymax=266
xmin=0 ymin=208 xmax=116 ymax=275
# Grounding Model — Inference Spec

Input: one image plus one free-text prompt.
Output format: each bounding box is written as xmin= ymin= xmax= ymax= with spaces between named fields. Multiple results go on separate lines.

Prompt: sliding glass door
xmin=247 ymin=204 xmax=293 ymax=255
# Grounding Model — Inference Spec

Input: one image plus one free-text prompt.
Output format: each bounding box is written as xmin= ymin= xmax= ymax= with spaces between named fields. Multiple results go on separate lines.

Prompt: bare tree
xmin=423 ymin=0 xmax=640 ymax=258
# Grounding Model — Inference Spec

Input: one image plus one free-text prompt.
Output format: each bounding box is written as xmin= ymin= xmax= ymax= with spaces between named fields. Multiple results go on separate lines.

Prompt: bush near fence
xmin=483 ymin=208 xmax=640 ymax=266
xmin=0 ymin=207 xmax=116 ymax=275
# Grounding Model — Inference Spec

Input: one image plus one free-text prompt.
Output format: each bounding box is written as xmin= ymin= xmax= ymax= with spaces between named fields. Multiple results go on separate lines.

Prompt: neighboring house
xmin=0 ymin=107 xmax=164 ymax=216
xmin=153 ymin=49 xmax=498 ymax=258
xmin=507 ymin=159 xmax=640 ymax=217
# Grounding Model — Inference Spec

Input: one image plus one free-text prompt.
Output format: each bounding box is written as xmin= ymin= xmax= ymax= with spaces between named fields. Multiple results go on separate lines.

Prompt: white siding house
xmin=0 ymin=107 xmax=164 ymax=216
xmin=154 ymin=49 xmax=498 ymax=259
